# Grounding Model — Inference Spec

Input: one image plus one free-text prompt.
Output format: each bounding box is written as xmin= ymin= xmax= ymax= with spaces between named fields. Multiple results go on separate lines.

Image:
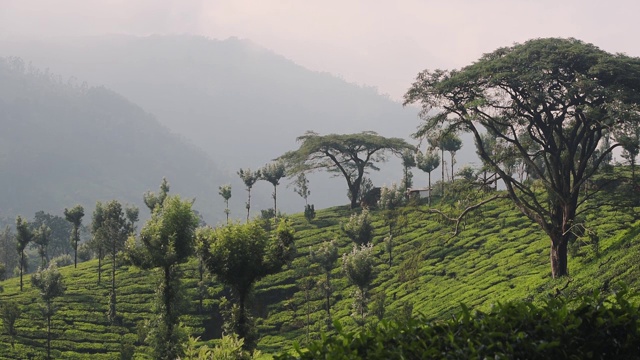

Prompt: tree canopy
xmin=405 ymin=38 xmax=640 ymax=278
xmin=280 ymin=131 xmax=414 ymax=208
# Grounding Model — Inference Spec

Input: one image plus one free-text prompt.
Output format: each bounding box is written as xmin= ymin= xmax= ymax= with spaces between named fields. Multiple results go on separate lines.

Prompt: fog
xmin=1 ymin=0 xmax=638 ymax=221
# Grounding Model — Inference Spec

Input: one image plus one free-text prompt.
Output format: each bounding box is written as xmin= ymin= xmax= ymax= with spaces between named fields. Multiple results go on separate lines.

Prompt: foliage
xmin=304 ymin=204 xmax=316 ymax=223
xmin=415 ymin=150 xmax=440 ymax=205
xmin=143 ymin=177 xmax=170 ymax=212
xmin=341 ymin=209 xmax=374 ymax=245
xmin=0 ymin=300 xmax=21 ymax=347
xmin=50 ymin=254 xmax=73 ymax=268
xmin=405 ymin=38 xmax=640 ymax=278
xmin=293 ymin=173 xmax=311 ymax=205
xmin=238 ymin=168 xmax=261 ymax=222
xmin=183 ymin=334 xmax=262 ymax=360
xmin=261 ymin=161 xmax=287 ymax=215
xmin=218 ymin=184 xmax=232 ymax=224
xmin=64 ymin=204 xmax=85 ymax=268
xmin=310 ymin=239 xmax=339 ymax=329
xmin=15 ymin=216 xmax=34 ymax=291
xmin=276 ymin=287 xmax=640 ymax=359
xmin=31 ymin=263 xmax=66 ymax=360
xmin=125 ymin=194 xmax=199 ymax=360
xmin=0 ymin=226 xmax=17 ymax=280
xmin=197 ymin=219 xmax=296 ymax=348
xmin=280 ymin=131 xmax=413 ymax=209
xmin=31 ymin=211 xmax=72 ymax=259
xmin=342 ymin=243 xmax=376 ymax=326
xmin=32 ymin=224 xmax=52 ymax=268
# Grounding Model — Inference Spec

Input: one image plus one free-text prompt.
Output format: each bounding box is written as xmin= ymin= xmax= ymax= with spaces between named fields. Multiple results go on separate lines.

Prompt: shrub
xmin=275 ymin=287 xmax=640 ymax=359
xmin=51 ymin=254 xmax=73 ymax=267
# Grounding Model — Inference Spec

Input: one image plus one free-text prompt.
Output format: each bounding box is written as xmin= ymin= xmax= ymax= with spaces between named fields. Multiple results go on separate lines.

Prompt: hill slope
xmin=0 ymin=57 xmax=228 ymax=223
xmin=0 ymin=182 xmax=638 ymax=358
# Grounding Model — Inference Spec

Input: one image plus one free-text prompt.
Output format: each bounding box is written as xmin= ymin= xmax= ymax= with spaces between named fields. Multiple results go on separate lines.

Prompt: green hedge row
xmin=277 ymin=287 xmax=640 ymax=359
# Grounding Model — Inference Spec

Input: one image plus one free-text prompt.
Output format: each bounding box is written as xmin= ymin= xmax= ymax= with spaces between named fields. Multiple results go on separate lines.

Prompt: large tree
xmin=405 ymin=38 xmax=640 ymax=278
xmin=125 ymin=195 xmax=199 ymax=360
xmin=63 ymin=205 xmax=85 ymax=268
xmin=197 ymin=219 xmax=295 ymax=349
xmin=280 ymin=131 xmax=413 ymax=209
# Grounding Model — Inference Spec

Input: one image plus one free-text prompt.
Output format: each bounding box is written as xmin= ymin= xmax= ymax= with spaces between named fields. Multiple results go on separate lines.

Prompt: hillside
xmin=0 ymin=35 xmax=438 ymax=214
xmin=0 ymin=57 xmax=228 ymax=223
xmin=0 ymin=175 xmax=638 ymax=358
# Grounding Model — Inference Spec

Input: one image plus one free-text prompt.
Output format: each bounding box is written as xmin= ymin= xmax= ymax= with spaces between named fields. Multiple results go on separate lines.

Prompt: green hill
xmin=0 ymin=177 xmax=639 ymax=358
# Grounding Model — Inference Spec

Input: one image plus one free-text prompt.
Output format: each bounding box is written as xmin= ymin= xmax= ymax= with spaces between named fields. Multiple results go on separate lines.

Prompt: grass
xmin=1 ymin=173 xmax=640 ymax=358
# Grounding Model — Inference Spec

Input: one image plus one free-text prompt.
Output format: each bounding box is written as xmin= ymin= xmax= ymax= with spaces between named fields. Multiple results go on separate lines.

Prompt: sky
xmin=1 ymin=0 xmax=639 ymax=100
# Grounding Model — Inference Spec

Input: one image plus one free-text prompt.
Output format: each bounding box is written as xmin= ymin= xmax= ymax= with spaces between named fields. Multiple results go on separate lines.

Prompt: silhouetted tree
xmin=15 ymin=216 xmax=34 ymax=291
xmin=238 ymin=168 xmax=261 ymax=222
xmin=218 ymin=184 xmax=232 ymax=224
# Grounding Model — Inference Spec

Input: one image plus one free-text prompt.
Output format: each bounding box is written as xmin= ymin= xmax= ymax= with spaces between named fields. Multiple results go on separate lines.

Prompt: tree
xmin=401 ymin=149 xmax=416 ymax=193
xmin=405 ymin=38 xmax=640 ymax=278
xmin=0 ymin=226 xmax=17 ymax=279
xmin=125 ymin=195 xmax=199 ymax=360
xmin=93 ymin=200 xmax=129 ymax=324
xmin=441 ymin=132 xmax=463 ymax=181
xmin=617 ymin=124 xmax=640 ymax=184
xmin=15 ymin=216 xmax=34 ymax=291
xmin=197 ymin=219 xmax=295 ymax=349
xmin=237 ymin=168 xmax=261 ymax=222
xmin=31 ymin=263 xmax=66 ymax=360
xmin=64 ymin=204 xmax=85 ymax=268
xmin=125 ymin=205 xmax=139 ymax=235
xmin=342 ymin=243 xmax=375 ymax=326
xmin=310 ymin=239 xmax=339 ymax=329
xmin=32 ymin=224 xmax=52 ymax=268
xmin=218 ymin=184 xmax=232 ymax=224
xmin=293 ymin=174 xmax=315 ymax=222
xmin=90 ymin=202 xmax=107 ymax=285
xmin=261 ymin=161 xmax=286 ymax=216
xmin=32 ymin=212 xmax=72 ymax=259
xmin=143 ymin=177 xmax=170 ymax=212
xmin=416 ymin=150 xmax=440 ymax=206
xmin=293 ymin=173 xmax=311 ymax=206
xmin=341 ymin=209 xmax=374 ymax=246
xmin=280 ymin=131 xmax=414 ymax=209
xmin=0 ymin=301 xmax=21 ymax=348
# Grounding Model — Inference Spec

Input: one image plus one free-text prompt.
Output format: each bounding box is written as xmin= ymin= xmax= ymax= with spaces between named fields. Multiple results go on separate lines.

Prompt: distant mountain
xmin=0 ymin=35 xmax=455 ymax=213
xmin=0 ymin=57 xmax=228 ymax=223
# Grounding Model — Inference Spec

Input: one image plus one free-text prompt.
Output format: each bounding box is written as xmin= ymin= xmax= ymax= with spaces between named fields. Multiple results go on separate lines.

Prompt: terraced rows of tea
xmin=1 ymin=190 xmax=639 ymax=358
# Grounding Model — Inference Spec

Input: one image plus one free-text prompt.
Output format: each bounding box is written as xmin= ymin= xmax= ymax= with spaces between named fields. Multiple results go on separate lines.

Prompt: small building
xmin=406 ymin=187 xmax=430 ymax=199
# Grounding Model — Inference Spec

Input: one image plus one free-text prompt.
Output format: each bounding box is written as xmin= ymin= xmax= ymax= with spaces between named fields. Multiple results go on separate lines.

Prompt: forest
xmin=1 ymin=38 xmax=640 ymax=359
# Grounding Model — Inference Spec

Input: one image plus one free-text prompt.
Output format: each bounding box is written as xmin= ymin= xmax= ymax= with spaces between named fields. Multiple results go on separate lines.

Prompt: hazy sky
xmin=2 ymin=0 xmax=639 ymax=100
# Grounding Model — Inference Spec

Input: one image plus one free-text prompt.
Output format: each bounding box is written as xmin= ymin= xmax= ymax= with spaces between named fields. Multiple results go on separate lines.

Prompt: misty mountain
xmin=0 ymin=57 xmax=227 ymax=224
xmin=0 ymin=35 xmax=479 ymax=214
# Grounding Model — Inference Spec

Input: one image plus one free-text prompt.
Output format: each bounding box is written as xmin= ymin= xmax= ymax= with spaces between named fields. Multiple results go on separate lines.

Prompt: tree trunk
xmin=325 ymin=272 xmax=332 ymax=329
xmin=273 ymin=185 xmax=278 ymax=216
xmin=19 ymin=251 xmax=23 ymax=292
xmin=110 ymin=245 xmax=117 ymax=323
xmin=451 ymin=153 xmax=455 ymax=181
xmin=97 ymin=248 xmax=102 ymax=285
xmin=164 ymin=264 xmax=174 ymax=358
xmin=550 ymin=234 xmax=569 ymax=278
xmin=74 ymin=226 xmax=78 ymax=268
xmin=428 ymin=172 xmax=432 ymax=206
xmin=441 ymin=148 xmax=445 ymax=193
xmin=246 ymin=189 xmax=251 ymax=222
xmin=47 ymin=304 xmax=51 ymax=360
xmin=238 ymin=292 xmax=247 ymax=341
